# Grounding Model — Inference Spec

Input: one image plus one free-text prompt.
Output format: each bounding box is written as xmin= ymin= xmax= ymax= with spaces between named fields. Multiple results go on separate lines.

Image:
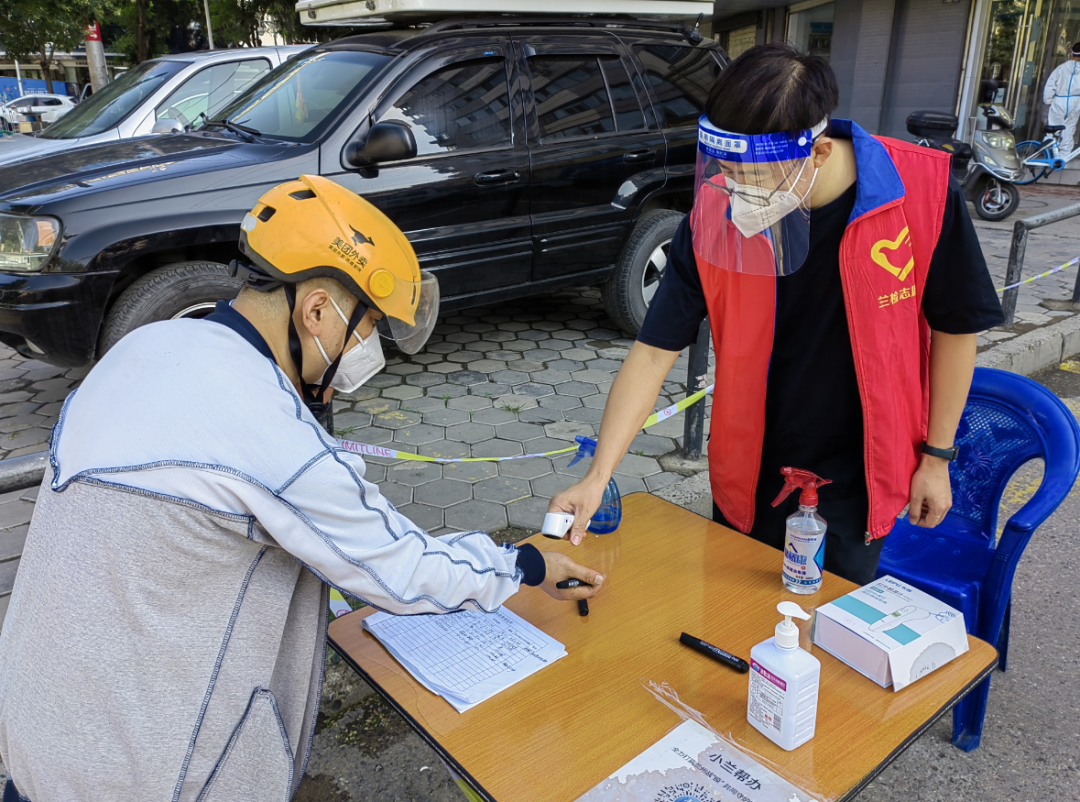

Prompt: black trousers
xmin=713 ymin=493 xmax=884 ymax=586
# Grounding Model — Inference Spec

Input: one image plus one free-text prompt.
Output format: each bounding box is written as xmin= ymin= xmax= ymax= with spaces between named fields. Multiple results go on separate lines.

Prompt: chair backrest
xmin=947 ymin=368 xmax=1080 ymax=543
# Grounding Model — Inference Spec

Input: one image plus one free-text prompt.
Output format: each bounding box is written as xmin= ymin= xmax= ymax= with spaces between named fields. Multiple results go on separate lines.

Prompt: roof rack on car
xmin=400 ymin=14 xmax=705 ymax=47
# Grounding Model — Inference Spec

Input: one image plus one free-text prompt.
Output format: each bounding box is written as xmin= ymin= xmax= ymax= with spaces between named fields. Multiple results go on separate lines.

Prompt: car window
xmin=43 ymin=98 xmax=64 ymax=106
xmin=528 ymin=56 xmax=615 ymax=141
xmin=41 ymin=59 xmax=187 ymax=139
xmin=633 ymin=45 xmax=721 ymax=128
xmin=379 ymin=58 xmax=511 ymax=156
xmin=206 ymin=50 xmax=390 ymax=143
xmin=155 ymin=59 xmax=271 ymax=126
xmin=600 ymin=57 xmax=646 ymax=131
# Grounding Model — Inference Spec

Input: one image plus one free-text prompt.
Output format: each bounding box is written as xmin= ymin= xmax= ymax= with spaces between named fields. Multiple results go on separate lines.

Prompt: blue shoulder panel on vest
xmin=829 ymin=119 xmax=906 ymax=223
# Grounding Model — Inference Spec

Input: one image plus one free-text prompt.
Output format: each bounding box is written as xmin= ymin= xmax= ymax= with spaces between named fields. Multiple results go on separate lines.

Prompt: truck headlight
xmin=0 ymin=213 xmax=61 ymax=271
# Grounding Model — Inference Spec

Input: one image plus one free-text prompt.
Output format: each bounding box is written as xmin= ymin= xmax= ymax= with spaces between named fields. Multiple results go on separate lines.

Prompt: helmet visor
xmin=377 ymin=271 xmax=439 ymax=354
xmin=691 ymin=115 xmax=824 ymax=277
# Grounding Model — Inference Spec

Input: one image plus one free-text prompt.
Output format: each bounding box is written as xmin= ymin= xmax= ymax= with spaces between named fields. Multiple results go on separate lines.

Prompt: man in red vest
xmin=549 ymin=44 xmax=1004 ymax=585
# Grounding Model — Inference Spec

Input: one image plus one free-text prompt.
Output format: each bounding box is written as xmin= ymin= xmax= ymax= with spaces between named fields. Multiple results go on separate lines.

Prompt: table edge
xmin=329 ymin=631 xmax=497 ymax=802
xmin=332 ymin=630 xmax=998 ymax=802
xmin=836 ymin=650 xmax=999 ymax=802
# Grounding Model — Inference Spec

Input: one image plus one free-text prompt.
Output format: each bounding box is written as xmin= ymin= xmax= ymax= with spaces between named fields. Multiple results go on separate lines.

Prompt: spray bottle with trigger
xmin=771 ymin=467 xmax=831 ymax=594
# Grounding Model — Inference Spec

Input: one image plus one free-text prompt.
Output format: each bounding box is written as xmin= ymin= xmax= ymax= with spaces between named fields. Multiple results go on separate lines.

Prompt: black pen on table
xmin=556 ymin=578 xmax=590 ymax=616
xmin=679 ymin=632 xmax=749 ymax=673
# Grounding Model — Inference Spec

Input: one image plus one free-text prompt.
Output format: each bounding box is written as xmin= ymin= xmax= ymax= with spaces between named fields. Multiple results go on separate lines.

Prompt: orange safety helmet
xmin=238 ymin=174 xmax=439 ymax=354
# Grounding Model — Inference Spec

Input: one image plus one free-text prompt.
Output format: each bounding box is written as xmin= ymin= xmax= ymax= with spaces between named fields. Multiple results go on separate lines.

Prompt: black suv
xmin=0 ymin=18 xmax=725 ymax=367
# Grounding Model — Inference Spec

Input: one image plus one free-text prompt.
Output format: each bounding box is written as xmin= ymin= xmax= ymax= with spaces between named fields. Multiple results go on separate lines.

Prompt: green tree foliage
xmin=109 ymin=0 xmax=206 ymax=63
xmin=106 ymin=0 xmax=324 ymax=63
xmin=0 ymin=0 xmax=115 ymax=91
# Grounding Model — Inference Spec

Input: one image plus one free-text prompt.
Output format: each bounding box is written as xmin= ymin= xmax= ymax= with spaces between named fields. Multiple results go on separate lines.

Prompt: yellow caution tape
xmin=335 ymin=384 xmax=715 ymax=464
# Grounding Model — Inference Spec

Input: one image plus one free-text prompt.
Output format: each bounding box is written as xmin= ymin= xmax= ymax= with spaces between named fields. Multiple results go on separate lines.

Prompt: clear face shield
xmin=375 ymin=270 xmax=440 ymax=355
xmin=692 ymin=115 xmax=828 ymax=277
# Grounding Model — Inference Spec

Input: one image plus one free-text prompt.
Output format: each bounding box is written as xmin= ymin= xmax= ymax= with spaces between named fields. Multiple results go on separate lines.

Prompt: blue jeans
xmin=3 ymin=777 xmax=23 ymax=802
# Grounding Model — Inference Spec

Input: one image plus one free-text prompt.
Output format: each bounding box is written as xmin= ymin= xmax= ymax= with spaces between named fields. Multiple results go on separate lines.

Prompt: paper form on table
xmin=362 ymin=606 xmax=566 ymax=713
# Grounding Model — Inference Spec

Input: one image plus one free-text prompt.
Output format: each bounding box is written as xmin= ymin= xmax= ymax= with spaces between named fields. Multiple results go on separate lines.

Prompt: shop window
xmin=787 ymin=2 xmax=834 ymax=61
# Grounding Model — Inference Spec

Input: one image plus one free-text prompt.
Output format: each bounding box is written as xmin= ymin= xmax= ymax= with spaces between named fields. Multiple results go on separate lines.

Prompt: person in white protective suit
xmin=1043 ymin=42 xmax=1080 ymax=153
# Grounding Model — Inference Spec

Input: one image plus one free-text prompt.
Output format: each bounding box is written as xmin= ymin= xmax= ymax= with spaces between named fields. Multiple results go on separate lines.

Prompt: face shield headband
xmin=692 ymin=115 xmax=828 ymax=277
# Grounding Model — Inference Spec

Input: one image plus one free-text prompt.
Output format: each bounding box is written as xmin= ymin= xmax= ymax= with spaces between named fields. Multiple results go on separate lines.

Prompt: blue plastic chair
xmin=876 ymin=367 xmax=1080 ymax=751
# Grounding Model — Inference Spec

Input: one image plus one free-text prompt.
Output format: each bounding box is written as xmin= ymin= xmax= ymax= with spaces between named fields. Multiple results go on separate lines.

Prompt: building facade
xmin=0 ymin=50 xmax=129 ymax=102
xmin=712 ymin=0 xmax=1080 ymax=150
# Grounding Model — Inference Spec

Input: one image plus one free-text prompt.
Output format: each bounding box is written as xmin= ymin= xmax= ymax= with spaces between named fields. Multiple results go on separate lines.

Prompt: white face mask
xmin=729 ymin=161 xmax=818 ymax=239
xmin=314 ymin=297 xmax=386 ymax=393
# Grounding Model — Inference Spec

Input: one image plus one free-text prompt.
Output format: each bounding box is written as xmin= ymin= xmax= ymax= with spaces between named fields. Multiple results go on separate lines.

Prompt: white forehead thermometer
xmin=542 ymin=512 xmax=589 ymax=539
xmin=868 ymin=605 xmax=930 ymax=632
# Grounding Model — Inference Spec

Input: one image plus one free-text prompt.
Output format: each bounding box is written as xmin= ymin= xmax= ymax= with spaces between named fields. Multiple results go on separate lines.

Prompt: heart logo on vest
xmin=871 ymin=227 xmax=915 ymax=282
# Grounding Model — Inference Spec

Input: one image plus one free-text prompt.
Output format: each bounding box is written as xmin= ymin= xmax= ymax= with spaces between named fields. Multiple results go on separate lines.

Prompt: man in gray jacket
xmin=0 ymin=176 xmax=602 ymax=801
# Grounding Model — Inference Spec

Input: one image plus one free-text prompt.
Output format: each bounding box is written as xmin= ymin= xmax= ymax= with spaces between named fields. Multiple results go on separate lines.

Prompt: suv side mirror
xmin=152 ymin=118 xmax=184 ymax=135
xmin=345 ymin=121 xmax=417 ymax=168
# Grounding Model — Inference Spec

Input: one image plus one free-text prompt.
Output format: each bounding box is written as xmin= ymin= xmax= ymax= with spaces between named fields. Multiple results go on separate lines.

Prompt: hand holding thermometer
xmin=543 ymin=512 xmax=590 ymax=539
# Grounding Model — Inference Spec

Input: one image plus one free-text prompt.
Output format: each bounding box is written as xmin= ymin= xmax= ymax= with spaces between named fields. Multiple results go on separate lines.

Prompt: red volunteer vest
xmin=696 ymin=137 xmax=951 ymax=540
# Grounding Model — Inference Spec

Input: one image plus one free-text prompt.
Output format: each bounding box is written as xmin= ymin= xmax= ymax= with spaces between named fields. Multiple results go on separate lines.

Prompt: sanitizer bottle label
xmin=748 ymin=659 xmax=787 ymax=734
xmin=782 ymin=528 xmax=824 ymax=590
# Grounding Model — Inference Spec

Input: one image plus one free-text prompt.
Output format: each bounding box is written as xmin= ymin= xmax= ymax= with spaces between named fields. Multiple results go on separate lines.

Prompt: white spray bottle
xmin=747 ymin=601 xmax=821 ymax=751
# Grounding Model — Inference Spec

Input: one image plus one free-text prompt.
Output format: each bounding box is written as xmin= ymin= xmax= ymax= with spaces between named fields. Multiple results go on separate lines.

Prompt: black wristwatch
xmin=922 ymin=442 xmax=959 ymax=461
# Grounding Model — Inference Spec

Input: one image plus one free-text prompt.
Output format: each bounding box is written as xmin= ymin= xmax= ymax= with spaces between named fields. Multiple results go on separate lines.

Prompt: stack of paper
xmin=362 ymin=607 xmax=566 ymax=712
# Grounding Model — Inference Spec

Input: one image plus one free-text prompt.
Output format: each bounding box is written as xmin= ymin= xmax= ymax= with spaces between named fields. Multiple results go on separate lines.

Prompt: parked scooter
xmin=907 ymin=106 xmax=1023 ymax=221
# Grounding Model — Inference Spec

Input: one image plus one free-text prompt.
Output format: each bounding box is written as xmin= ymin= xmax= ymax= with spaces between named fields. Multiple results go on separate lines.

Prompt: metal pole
xmin=1001 ymin=219 xmax=1028 ymax=328
xmin=999 ymin=201 xmax=1080 ymax=324
xmin=84 ymin=22 xmax=110 ymax=93
xmin=682 ymin=318 xmax=711 ymax=461
xmin=14 ymin=59 xmax=23 ymax=96
xmin=0 ymin=452 xmax=48 ymax=494
xmin=203 ymin=0 xmax=215 ymax=50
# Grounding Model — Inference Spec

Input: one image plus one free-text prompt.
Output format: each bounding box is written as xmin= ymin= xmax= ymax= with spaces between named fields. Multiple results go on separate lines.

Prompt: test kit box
xmin=811 ymin=575 xmax=968 ymax=691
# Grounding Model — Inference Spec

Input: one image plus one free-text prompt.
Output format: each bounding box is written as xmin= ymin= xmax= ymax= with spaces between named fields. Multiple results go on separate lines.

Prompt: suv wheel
xmin=99 ymin=260 xmax=243 ymax=356
xmin=602 ymin=210 xmax=683 ymax=335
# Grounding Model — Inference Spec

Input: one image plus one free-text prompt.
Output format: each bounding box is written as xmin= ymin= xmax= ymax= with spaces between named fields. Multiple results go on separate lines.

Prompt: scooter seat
xmin=1045 ymin=125 xmax=1066 ymax=134
xmin=938 ymin=140 xmax=974 ymax=160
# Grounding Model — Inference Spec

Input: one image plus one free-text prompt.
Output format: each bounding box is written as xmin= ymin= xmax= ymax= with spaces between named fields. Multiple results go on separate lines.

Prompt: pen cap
xmin=775 ymin=601 xmax=810 ymax=649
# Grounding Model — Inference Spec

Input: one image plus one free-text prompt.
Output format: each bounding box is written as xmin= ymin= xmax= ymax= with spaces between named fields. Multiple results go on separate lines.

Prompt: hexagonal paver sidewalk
xmin=329 ymin=287 xmax=712 ymax=537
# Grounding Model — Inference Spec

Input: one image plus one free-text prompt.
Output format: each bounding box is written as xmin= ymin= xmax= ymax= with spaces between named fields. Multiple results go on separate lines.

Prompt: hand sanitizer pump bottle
xmin=771 ymin=467 xmax=831 ymax=594
xmin=747 ymin=602 xmax=821 ymax=751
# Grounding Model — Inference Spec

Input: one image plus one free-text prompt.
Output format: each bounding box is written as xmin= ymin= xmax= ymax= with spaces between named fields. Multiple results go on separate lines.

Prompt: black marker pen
xmin=555 ymin=579 xmax=591 ymax=616
xmin=679 ymin=632 xmax=749 ymax=673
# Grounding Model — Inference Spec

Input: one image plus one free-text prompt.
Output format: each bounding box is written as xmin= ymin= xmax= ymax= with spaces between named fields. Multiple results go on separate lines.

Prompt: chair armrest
xmin=981 ymin=471 xmax=1072 ymax=638
xmin=1002 ymin=468 xmax=1074 ymax=535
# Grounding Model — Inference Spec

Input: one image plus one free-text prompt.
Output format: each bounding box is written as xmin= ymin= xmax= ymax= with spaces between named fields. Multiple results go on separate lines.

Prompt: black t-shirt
xmin=637 ymin=175 xmax=1005 ymax=527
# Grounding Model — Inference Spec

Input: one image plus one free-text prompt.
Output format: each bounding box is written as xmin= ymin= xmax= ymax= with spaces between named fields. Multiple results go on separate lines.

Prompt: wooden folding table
xmin=329 ymin=493 xmax=997 ymax=801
